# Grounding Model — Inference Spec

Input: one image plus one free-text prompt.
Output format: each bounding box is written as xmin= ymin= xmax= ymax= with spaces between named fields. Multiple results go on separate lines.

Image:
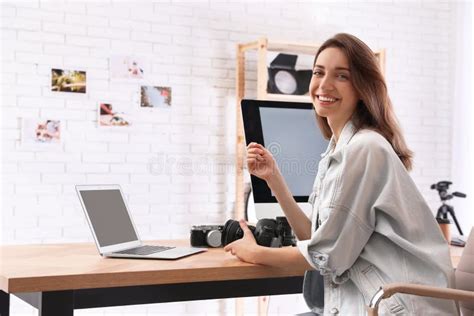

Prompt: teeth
xmin=318 ymin=95 xmax=337 ymax=102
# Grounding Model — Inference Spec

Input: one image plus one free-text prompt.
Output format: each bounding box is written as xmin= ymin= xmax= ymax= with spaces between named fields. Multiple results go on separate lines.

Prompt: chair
xmin=367 ymin=228 xmax=474 ymax=316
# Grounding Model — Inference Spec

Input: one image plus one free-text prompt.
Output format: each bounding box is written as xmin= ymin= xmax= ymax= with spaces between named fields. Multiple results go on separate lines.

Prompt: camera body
xmin=190 ymin=225 xmax=224 ymax=248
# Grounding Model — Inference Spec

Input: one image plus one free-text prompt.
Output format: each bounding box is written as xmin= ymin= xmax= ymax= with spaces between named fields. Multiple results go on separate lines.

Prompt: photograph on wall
xmin=21 ymin=118 xmax=62 ymax=147
xmin=140 ymin=86 xmax=172 ymax=108
xmin=110 ymin=55 xmax=148 ymax=79
xmin=51 ymin=69 xmax=86 ymax=93
xmin=98 ymin=102 xmax=132 ymax=127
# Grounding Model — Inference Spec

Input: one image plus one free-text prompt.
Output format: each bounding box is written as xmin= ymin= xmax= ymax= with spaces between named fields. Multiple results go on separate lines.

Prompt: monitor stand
xmin=253 ymin=202 xmax=312 ymax=221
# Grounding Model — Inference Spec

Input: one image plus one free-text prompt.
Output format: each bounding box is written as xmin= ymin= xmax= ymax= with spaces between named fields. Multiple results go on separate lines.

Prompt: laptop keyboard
xmin=113 ymin=245 xmax=175 ymax=256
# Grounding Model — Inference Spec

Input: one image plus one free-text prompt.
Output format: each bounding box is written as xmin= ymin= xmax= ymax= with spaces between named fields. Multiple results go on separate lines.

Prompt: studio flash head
xmin=267 ymin=53 xmax=312 ymax=96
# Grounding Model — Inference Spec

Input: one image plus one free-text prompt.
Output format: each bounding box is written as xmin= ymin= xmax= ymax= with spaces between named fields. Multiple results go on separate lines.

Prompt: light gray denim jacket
xmin=297 ymin=121 xmax=457 ymax=315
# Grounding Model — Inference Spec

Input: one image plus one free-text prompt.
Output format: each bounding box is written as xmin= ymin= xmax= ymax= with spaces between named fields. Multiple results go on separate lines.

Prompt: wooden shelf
xmin=267 ymin=41 xmax=319 ymax=55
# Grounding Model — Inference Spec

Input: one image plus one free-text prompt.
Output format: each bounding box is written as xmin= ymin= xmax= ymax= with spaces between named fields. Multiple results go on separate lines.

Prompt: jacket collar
xmin=320 ymin=120 xmax=357 ymax=158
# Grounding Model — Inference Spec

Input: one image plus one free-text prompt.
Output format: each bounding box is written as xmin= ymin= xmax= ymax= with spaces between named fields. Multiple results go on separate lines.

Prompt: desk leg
xmin=0 ymin=290 xmax=9 ymax=316
xmin=39 ymin=291 xmax=73 ymax=316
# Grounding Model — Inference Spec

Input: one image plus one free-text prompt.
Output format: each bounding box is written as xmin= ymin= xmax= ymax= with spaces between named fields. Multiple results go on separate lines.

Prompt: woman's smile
xmin=315 ymin=94 xmax=341 ymax=107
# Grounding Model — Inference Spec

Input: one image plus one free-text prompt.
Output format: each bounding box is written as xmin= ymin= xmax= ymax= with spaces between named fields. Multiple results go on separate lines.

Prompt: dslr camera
xmin=190 ymin=225 xmax=224 ymax=248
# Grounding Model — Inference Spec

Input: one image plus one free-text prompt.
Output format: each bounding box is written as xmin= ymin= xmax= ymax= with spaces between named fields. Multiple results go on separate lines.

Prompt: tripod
xmin=431 ymin=181 xmax=467 ymax=245
xmin=436 ymin=202 xmax=463 ymax=236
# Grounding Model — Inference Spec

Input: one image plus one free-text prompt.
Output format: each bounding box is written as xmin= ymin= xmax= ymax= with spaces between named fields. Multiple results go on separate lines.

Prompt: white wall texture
xmin=1 ymin=0 xmax=468 ymax=315
xmin=452 ymin=0 xmax=474 ymax=243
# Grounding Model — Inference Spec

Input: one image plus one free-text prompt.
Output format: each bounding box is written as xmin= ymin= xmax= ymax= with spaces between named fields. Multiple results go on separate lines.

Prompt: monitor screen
xmin=241 ymin=100 xmax=328 ymax=203
xmin=79 ymin=189 xmax=138 ymax=247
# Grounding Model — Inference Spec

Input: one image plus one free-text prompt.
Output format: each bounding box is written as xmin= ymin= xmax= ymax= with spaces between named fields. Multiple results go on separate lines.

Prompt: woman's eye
xmin=337 ymin=74 xmax=349 ymax=80
xmin=313 ymin=71 xmax=323 ymax=77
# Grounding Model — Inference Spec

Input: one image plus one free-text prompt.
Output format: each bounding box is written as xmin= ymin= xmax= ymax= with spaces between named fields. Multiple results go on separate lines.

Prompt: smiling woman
xmin=310 ymin=33 xmax=413 ymax=171
xmin=226 ymin=33 xmax=458 ymax=315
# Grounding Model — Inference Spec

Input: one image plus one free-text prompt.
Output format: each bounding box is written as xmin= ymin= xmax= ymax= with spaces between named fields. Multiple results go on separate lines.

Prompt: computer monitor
xmin=241 ymin=99 xmax=329 ymax=220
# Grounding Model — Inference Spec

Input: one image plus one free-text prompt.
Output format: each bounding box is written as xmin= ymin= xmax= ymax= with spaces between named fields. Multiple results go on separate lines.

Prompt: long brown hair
xmin=314 ymin=33 xmax=413 ymax=170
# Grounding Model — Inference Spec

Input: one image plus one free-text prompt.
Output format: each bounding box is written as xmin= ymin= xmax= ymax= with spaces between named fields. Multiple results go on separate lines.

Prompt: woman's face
xmin=309 ymin=47 xmax=359 ymax=125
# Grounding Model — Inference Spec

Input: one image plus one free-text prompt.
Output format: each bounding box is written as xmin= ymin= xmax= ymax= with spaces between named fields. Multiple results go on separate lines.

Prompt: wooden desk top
xmin=0 ymin=241 xmax=463 ymax=294
xmin=0 ymin=240 xmax=306 ymax=293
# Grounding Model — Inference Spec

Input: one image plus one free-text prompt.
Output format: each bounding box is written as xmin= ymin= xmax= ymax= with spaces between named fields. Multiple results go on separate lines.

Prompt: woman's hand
xmin=224 ymin=220 xmax=313 ymax=270
xmin=246 ymin=142 xmax=279 ymax=182
xmin=224 ymin=220 xmax=261 ymax=264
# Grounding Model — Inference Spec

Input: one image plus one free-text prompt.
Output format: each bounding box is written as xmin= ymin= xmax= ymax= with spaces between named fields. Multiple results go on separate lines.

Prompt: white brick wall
xmin=1 ymin=0 xmax=465 ymax=315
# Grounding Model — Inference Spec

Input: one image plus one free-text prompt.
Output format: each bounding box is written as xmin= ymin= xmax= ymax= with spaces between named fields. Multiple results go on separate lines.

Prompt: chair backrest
xmin=455 ymin=228 xmax=474 ymax=315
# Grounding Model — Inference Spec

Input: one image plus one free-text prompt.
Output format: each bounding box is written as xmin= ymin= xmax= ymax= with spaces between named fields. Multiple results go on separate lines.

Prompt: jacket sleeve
xmin=297 ymin=138 xmax=392 ymax=284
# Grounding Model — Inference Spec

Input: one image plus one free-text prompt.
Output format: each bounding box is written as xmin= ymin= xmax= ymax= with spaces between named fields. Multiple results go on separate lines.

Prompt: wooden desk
xmin=0 ymin=240 xmax=306 ymax=316
xmin=0 ymin=242 xmax=464 ymax=316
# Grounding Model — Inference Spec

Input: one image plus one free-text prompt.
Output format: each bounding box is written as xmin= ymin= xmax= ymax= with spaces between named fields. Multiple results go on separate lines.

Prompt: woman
xmin=224 ymin=33 xmax=457 ymax=315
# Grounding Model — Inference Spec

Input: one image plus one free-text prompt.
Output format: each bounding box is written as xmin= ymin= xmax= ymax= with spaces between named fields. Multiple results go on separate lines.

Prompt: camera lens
xmin=221 ymin=220 xmax=243 ymax=246
xmin=255 ymin=219 xmax=277 ymax=247
xmin=206 ymin=230 xmax=222 ymax=248
xmin=221 ymin=220 xmax=257 ymax=246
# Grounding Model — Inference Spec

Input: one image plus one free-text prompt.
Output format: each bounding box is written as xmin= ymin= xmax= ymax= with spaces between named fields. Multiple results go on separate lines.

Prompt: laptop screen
xmin=79 ymin=189 xmax=139 ymax=247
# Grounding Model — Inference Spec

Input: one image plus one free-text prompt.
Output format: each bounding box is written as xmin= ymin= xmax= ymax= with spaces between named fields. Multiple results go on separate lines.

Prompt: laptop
xmin=76 ymin=184 xmax=206 ymax=260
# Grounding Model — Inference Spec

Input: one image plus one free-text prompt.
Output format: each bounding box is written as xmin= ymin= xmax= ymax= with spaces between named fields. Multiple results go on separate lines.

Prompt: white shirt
xmin=297 ymin=120 xmax=457 ymax=315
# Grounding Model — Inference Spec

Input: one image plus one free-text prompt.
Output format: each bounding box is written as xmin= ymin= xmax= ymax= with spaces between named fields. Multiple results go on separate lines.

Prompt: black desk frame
xmin=0 ymin=276 xmax=303 ymax=316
